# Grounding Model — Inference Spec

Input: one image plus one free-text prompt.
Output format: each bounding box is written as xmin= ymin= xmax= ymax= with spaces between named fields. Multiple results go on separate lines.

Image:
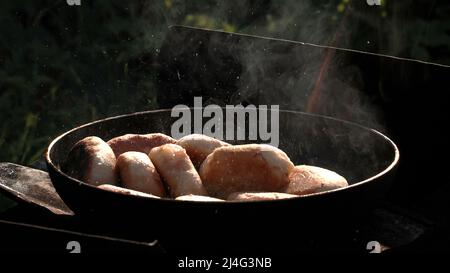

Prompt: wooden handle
xmin=0 ymin=163 xmax=73 ymax=215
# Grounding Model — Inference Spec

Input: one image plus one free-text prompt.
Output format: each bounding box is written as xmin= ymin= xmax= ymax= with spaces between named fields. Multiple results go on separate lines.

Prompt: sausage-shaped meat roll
xmin=64 ymin=136 xmax=118 ymax=186
xmin=175 ymin=194 xmax=225 ymax=202
xmin=107 ymin=133 xmax=176 ymax=158
xmin=176 ymin=134 xmax=230 ymax=169
xmin=285 ymin=165 xmax=348 ymax=195
xmin=199 ymin=144 xmax=295 ymax=199
xmin=149 ymin=144 xmax=207 ymax=197
xmin=116 ymin=151 xmax=166 ymax=197
xmin=97 ymin=184 xmax=160 ymax=198
xmin=227 ymin=192 xmax=298 ymax=201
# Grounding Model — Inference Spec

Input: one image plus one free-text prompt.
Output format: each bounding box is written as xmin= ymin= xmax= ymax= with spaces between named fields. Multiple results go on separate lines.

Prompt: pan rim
xmin=45 ymin=108 xmax=400 ymax=204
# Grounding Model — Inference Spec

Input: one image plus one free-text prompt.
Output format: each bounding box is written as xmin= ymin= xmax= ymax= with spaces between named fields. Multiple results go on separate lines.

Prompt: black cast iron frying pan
xmin=41 ymin=109 xmax=399 ymax=251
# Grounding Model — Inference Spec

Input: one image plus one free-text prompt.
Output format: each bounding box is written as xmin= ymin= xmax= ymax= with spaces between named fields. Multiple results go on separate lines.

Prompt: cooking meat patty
xmin=116 ymin=151 xmax=166 ymax=197
xmin=107 ymin=133 xmax=176 ymax=158
xmin=175 ymin=194 xmax=224 ymax=202
xmin=285 ymin=165 xmax=348 ymax=195
xmin=97 ymin=184 xmax=160 ymax=198
xmin=227 ymin=192 xmax=298 ymax=201
xmin=176 ymin=134 xmax=230 ymax=169
xmin=149 ymin=144 xmax=207 ymax=197
xmin=199 ymin=144 xmax=294 ymax=199
xmin=64 ymin=136 xmax=118 ymax=186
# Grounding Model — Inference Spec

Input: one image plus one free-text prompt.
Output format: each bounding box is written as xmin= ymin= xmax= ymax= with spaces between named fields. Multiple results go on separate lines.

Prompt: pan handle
xmin=0 ymin=162 xmax=73 ymax=215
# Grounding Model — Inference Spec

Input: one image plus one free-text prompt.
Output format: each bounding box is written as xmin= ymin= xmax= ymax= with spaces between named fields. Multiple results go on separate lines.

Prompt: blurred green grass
xmin=0 ymin=1 xmax=166 ymax=166
xmin=1 ymin=0 xmax=449 ymax=166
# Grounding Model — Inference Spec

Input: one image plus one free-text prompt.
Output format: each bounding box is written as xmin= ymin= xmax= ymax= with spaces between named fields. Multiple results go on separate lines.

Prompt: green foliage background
xmin=0 ymin=0 xmax=449 ymax=167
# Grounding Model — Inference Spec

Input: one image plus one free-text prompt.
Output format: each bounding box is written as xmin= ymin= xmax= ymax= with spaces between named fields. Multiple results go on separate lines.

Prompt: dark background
xmin=1 ymin=0 xmax=450 ymax=244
